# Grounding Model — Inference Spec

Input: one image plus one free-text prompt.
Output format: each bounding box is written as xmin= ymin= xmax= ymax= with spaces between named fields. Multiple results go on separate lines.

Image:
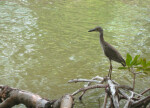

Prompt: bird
xmin=88 ymin=26 xmax=126 ymax=79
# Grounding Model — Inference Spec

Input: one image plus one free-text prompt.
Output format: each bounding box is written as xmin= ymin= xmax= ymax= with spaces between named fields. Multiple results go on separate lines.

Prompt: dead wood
xmin=0 ymin=85 xmax=51 ymax=108
xmin=69 ymin=76 xmax=150 ymax=108
xmin=60 ymin=95 xmax=73 ymax=108
xmin=0 ymin=85 xmax=74 ymax=108
xmin=0 ymin=75 xmax=149 ymax=108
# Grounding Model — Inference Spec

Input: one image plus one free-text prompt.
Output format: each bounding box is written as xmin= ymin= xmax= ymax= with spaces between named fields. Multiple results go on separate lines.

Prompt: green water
xmin=0 ymin=0 xmax=150 ymax=107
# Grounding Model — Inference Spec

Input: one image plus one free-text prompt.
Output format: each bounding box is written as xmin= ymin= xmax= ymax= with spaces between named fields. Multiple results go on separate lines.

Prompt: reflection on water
xmin=0 ymin=0 xmax=150 ymax=107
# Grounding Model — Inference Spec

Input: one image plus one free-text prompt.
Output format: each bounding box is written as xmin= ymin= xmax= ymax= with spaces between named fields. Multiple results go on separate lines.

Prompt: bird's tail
xmin=121 ymin=59 xmax=126 ymax=67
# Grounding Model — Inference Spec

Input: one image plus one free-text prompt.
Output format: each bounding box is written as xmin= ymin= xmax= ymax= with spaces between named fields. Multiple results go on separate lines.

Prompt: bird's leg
xmin=110 ymin=61 xmax=112 ymax=79
xmin=108 ymin=59 xmax=112 ymax=79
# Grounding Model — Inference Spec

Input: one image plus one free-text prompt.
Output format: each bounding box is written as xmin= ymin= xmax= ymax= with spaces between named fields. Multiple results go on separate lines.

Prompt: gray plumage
xmin=102 ymin=41 xmax=126 ymax=66
xmin=88 ymin=26 xmax=126 ymax=67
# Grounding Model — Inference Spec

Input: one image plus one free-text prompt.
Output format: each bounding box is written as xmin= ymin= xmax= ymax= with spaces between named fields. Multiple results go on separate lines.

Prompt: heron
xmin=88 ymin=26 xmax=126 ymax=79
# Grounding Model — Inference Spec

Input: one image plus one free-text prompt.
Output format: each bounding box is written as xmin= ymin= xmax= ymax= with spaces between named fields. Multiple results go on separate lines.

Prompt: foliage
xmin=118 ymin=53 xmax=150 ymax=74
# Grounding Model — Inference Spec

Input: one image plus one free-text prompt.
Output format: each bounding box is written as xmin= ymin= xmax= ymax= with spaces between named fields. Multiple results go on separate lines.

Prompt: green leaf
xmin=126 ymin=53 xmax=132 ymax=66
xmin=136 ymin=58 xmax=143 ymax=65
xmin=146 ymin=61 xmax=150 ymax=67
xmin=136 ymin=66 xmax=143 ymax=70
xmin=131 ymin=55 xmax=140 ymax=66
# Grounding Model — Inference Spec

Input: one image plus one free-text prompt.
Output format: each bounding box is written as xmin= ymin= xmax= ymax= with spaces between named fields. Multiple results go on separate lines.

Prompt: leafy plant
xmin=119 ymin=53 xmax=150 ymax=74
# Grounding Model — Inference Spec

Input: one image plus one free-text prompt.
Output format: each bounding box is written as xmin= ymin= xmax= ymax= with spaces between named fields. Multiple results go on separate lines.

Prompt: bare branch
xmin=117 ymin=85 xmax=133 ymax=91
xmin=103 ymin=93 xmax=108 ymax=108
xmin=140 ymin=88 xmax=150 ymax=95
xmin=78 ymin=91 xmax=85 ymax=100
xmin=72 ymin=84 xmax=108 ymax=96
xmin=119 ymin=90 xmax=130 ymax=100
xmin=87 ymin=76 xmax=105 ymax=86
xmin=124 ymin=91 xmax=134 ymax=108
xmin=108 ymin=80 xmax=119 ymax=108
xmin=132 ymin=95 xmax=150 ymax=108
xmin=68 ymin=79 xmax=102 ymax=84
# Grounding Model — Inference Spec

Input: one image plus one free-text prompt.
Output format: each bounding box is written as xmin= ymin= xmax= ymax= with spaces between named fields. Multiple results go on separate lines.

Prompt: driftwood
xmin=0 ymin=75 xmax=150 ymax=108
xmin=0 ymin=85 xmax=73 ymax=108
xmin=53 ymin=95 xmax=73 ymax=108
xmin=60 ymin=95 xmax=73 ymax=108
xmin=68 ymin=76 xmax=150 ymax=108
xmin=0 ymin=85 xmax=51 ymax=108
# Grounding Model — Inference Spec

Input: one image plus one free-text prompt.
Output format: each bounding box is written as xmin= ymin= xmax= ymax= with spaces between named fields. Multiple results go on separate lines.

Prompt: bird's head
xmin=88 ymin=26 xmax=103 ymax=33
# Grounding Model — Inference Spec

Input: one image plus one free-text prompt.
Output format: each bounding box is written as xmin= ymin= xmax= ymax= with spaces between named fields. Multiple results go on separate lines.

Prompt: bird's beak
xmin=88 ymin=28 xmax=96 ymax=32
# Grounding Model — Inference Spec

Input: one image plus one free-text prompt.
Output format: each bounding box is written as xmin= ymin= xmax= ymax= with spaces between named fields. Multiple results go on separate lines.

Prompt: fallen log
xmin=0 ymin=85 xmax=51 ymax=108
xmin=0 ymin=85 xmax=74 ymax=108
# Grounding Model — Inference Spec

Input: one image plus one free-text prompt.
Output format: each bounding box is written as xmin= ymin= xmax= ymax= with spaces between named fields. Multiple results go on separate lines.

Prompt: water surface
xmin=0 ymin=0 xmax=150 ymax=107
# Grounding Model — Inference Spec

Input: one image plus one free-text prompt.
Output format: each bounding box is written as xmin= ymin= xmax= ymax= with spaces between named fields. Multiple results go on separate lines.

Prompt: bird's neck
xmin=99 ymin=32 xmax=104 ymax=43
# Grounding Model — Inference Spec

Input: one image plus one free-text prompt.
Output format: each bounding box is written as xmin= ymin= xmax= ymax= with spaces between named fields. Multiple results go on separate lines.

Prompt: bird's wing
xmin=103 ymin=42 xmax=124 ymax=63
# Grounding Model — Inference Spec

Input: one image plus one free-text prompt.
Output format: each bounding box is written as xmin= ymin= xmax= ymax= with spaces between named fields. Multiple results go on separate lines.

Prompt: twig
xmin=133 ymin=73 xmax=136 ymax=91
xmin=87 ymin=76 xmax=105 ymax=86
xmin=136 ymin=88 xmax=150 ymax=99
xmin=129 ymin=67 xmax=142 ymax=91
xmin=68 ymin=79 xmax=102 ymax=84
xmin=132 ymin=95 xmax=150 ymax=108
xmin=140 ymin=88 xmax=150 ymax=95
xmin=130 ymin=67 xmax=136 ymax=91
xmin=77 ymin=76 xmax=106 ymax=100
xmin=103 ymin=93 xmax=108 ymax=108
xmin=132 ymin=92 xmax=145 ymax=98
xmin=117 ymin=85 xmax=133 ymax=91
xmin=79 ymin=91 xmax=85 ymax=100
xmin=72 ymin=84 xmax=108 ymax=96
